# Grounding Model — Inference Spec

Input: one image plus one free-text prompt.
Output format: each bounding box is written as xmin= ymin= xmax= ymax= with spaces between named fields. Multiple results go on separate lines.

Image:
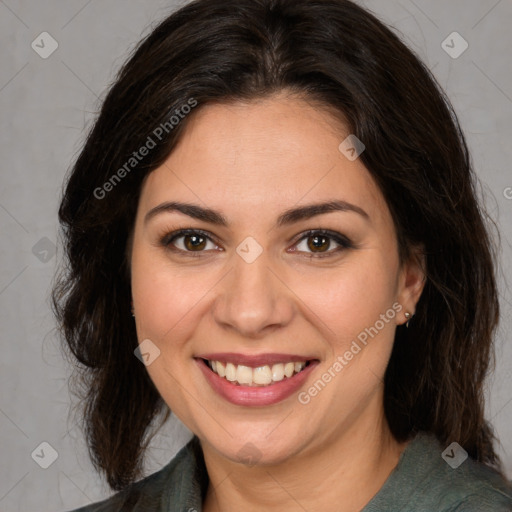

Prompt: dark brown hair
xmin=52 ymin=0 xmax=503 ymax=490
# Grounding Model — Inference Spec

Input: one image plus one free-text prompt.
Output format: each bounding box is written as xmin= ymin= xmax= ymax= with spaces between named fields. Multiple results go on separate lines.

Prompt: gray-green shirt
xmin=69 ymin=432 xmax=512 ymax=511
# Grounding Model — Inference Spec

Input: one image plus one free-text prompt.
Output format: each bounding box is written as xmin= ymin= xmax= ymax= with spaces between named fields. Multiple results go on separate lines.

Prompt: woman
xmin=53 ymin=0 xmax=512 ymax=510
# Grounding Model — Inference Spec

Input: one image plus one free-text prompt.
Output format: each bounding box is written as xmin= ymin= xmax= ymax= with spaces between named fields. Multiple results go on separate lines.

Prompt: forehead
xmin=138 ymin=94 xmax=388 ymax=225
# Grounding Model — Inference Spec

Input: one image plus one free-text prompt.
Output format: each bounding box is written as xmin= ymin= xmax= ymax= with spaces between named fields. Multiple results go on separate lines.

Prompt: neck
xmin=200 ymin=395 xmax=408 ymax=512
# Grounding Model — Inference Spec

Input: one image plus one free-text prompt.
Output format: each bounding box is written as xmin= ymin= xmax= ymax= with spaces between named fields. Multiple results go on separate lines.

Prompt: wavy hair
xmin=52 ymin=0 xmax=503 ymax=490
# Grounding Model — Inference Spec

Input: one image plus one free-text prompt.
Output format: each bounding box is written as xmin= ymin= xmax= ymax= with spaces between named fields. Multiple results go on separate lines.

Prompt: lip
xmin=195 ymin=357 xmax=320 ymax=406
xmin=195 ymin=352 xmax=315 ymax=367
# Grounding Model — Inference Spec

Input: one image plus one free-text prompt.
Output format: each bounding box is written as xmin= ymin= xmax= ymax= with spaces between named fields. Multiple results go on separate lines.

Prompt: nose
xmin=211 ymin=247 xmax=295 ymax=338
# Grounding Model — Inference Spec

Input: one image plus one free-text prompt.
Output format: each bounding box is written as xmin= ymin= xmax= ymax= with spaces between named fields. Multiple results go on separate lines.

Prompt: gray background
xmin=0 ymin=0 xmax=511 ymax=510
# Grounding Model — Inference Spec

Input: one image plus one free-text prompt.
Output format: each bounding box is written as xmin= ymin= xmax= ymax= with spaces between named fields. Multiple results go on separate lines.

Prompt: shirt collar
xmin=162 ymin=435 xmax=209 ymax=511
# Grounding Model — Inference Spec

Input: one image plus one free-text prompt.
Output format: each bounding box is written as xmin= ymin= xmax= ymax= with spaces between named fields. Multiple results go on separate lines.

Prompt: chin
xmin=202 ymin=428 xmax=305 ymax=467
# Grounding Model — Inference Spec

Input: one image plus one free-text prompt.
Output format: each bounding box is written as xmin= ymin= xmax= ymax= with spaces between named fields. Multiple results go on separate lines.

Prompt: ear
xmin=396 ymin=245 xmax=426 ymax=325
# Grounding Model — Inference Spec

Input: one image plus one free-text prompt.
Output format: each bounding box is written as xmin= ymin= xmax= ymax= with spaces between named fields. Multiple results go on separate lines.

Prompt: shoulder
xmin=364 ymin=432 xmax=512 ymax=512
xmin=439 ymin=454 xmax=512 ymax=511
xmin=66 ymin=436 xmax=206 ymax=512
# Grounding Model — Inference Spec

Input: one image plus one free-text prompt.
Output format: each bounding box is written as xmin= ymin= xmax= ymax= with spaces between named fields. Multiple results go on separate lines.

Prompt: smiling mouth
xmin=199 ymin=358 xmax=315 ymax=387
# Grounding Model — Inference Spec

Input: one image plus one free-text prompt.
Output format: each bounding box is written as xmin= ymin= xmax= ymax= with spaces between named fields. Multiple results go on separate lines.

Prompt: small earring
xmin=131 ymin=301 xmax=135 ymax=318
xmin=404 ymin=312 xmax=412 ymax=328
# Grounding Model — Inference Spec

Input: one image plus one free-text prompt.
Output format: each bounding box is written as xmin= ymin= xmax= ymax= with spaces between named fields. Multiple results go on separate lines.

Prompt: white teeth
xmin=253 ymin=365 xmax=272 ymax=385
xmin=236 ymin=365 xmax=253 ymax=385
xmin=216 ymin=361 xmax=226 ymax=377
xmin=225 ymin=362 xmax=237 ymax=382
xmin=206 ymin=359 xmax=308 ymax=386
xmin=271 ymin=363 xmax=285 ymax=382
xmin=284 ymin=362 xmax=295 ymax=378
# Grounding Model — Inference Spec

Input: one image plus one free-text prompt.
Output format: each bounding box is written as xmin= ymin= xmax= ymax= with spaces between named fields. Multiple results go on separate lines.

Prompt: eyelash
xmin=159 ymin=228 xmax=354 ymax=259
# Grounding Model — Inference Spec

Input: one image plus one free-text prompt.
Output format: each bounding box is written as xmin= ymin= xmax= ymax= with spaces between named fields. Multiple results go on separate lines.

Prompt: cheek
xmin=295 ymin=254 xmax=399 ymax=347
xmin=131 ymin=248 xmax=210 ymax=347
xmin=130 ymin=249 xmax=210 ymax=414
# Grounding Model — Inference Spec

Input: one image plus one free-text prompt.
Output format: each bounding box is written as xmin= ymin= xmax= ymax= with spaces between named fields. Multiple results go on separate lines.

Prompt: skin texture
xmin=130 ymin=92 xmax=425 ymax=512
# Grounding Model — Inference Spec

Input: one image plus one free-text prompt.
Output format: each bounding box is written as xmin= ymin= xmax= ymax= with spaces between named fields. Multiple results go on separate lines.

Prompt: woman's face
xmin=130 ymin=93 xmax=424 ymax=464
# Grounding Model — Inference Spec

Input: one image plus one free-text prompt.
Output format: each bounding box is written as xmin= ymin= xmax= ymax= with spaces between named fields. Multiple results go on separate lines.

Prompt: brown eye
xmin=307 ymin=235 xmax=331 ymax=253
xmin=162 ymin=229 xmax=218 ymax=254
xmin=182 ymin=233 xmax=207 ymax=251
xmin=293 ymin=230 xmax=353 ymax=257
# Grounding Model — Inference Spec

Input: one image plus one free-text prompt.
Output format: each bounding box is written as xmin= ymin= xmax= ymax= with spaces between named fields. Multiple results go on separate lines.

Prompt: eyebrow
xmin=144 ymin=199 xmax=369 ymax=227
